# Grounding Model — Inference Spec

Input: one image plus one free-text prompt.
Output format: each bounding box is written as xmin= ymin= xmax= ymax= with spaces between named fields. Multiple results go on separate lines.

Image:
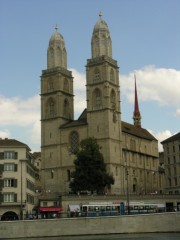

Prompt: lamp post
xmin=125 ymin=144 xmax=130 ymax=215
xmin=20 ymin=160 xmax=23 ymax=220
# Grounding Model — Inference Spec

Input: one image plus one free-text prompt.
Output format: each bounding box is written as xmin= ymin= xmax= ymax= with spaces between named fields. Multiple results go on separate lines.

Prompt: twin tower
xmin=40 ymin=14 xmax=146 ymax=195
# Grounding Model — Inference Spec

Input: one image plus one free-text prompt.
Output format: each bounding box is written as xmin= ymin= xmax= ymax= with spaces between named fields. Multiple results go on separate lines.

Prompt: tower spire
xmin=133 ymin=74 xmax=141 ymax=127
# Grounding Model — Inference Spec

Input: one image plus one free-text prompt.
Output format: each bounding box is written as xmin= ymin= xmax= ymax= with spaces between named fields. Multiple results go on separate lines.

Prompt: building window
xmin=4 ymin=151 xmax=17 ymax=159
xmin=168 ymin=157 xmax=170 ymax=164
xmin=168 ymin=178 xmax=172 ymax=187
xmin=51 ymin=170 xmax=54 ymax=179
xmin=173 ymin=145 xmax=175 ymax=152
xmin=4 ymin=163 xmax=17 ymax=171
xmin=4 ymin=179 xmax=17 ymax=187
xmin=175 ymin=178 xmax=178 ymax=186
xmin=67 ymin=170 xmax=71 ymax=181
xmin=3 ymin=193 xmax=16 ymax=202
xmin=173 ymin=156 xmax=176 ymax=164
xmin=70 ymin=131 xmax=79 ymax=154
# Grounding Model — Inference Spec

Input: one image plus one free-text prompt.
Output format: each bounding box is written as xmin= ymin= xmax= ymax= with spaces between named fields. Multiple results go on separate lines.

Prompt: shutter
xmin=0 ymin=179 xmax=3 ymax=190
xmin=14 ymin=164 xmax=18 ymax=172
xmin=0 ymin=193 xmax=3 ymax=203
xmin=14 ymin=179 xmax=17 ymax=188
xmin=14 ymin=193 xmax=17 ymax=202
xmin=0 ymin=164 xmax=3 ymax=174
xmin=0 ymin=152 xmax=4 ymax=160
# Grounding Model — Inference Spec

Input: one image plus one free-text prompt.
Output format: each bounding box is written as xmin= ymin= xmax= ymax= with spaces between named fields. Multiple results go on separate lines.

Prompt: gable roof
xmin=161 ymin=132 xmax=180 ymax=144
xmin=122 ymin=121 xmax=157 ymax=141
xmin=0 ymin=138 xmax=31 ymax=150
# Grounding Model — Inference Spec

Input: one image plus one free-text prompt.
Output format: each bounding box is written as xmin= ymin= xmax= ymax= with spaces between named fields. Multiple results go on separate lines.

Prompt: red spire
xmin=133 ymin=74 xmax=141 ymax=127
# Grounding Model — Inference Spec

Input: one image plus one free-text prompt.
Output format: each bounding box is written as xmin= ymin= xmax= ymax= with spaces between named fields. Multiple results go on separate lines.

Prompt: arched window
xmin=94 ymin=68 xmax=101 ymax=82
xmin=46 ymin=98 xmax=56 ymax=118
xmin=93 ymin=88 xmax=102 ymax=110
xmin=70 ymin=131 xmax=79 ymax=154
xmin=63 ymin=99 xmax=70 ymax=118
xmin=110 ymin=69 xmax=115 ymax=82
xmin=48 ymin=78 xmax=53 ymax=90
xmin=101 ymin=35 xmax=106 ymax=55
xmin=110 ymin=89 xmax=116 ymax=110
xmin=63 ymin=78 xmax=69 ymax=92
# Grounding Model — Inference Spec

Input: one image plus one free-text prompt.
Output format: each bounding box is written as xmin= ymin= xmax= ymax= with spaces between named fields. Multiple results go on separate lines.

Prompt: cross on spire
xmin=99 ymin=11 xmax=102 ymax=19
xmin=55 ymin=24 xmax=58 ymax=32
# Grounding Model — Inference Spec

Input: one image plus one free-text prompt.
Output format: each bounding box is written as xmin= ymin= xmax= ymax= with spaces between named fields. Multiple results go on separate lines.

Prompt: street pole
xmin=20 ymin=160 xmax=23 ymax=220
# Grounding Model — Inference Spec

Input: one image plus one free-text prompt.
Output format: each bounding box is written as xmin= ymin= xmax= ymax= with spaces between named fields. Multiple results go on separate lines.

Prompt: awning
xmin=68 ymin=205 xmax=80 ymax=212
xmin=39 ymin=207 xmax=63 ymax=212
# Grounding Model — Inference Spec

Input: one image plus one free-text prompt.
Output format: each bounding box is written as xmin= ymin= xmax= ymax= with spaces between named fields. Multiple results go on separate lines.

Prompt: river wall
xmin=0 ymin=212 xmax=180 ymax=239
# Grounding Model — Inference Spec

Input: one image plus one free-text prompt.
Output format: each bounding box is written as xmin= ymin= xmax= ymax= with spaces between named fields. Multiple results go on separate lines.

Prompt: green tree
xmin=69 ymin=137 xmax=114 ymax=193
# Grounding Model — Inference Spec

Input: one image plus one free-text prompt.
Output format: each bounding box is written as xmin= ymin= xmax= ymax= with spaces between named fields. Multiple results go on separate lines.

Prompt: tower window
xmin=110 ymin=69 xmax=115 ymax=82
xmin=46 ymin=98 xmax=56 ymax=118
xmin=110 ymin=89 xmax=116 ymax=110
xmin=48 ymin=78 xmax=54 ymax=90
xmin=63 ymin=99 xmax=70 ymax=118
xmin=94 ymin=68 xmax=101 ymax=82
xmin=63 ymin=78 xmax=69 ymax=92
xmin=70 ymin=131 xmax=79 ymax=154
xmin=93 ymin=88 xmax=102 ymax=110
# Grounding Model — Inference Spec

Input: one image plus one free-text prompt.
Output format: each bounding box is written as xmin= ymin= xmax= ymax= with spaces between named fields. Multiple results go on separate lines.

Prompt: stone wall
xmin=0 ymin=212 xmax=180 ymax=239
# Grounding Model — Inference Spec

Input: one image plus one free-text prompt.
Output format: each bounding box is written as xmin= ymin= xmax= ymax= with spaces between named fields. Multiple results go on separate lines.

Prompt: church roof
xmin=161 ymin=132 xmax=180 ymax=144
xmin=122 ymin=121 xmax=157 ymax=141
xmin=60 ymin=109 xmax=87 ymax=129
xmin=60 ymin=108 xmax=156 ymax=142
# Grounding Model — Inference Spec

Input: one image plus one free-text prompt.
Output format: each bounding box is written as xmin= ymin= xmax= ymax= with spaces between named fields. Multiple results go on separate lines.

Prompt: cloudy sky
xmin=0 ymin=0 xmax=180 ymax=152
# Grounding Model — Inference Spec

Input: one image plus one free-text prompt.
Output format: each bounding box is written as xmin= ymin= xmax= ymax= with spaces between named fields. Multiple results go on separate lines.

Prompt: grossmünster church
xmin=40 ymin=14 xmax=161 ymax=196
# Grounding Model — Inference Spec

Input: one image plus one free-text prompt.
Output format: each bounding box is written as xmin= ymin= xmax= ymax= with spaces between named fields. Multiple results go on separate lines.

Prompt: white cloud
xmin=0 ymin=95 xmax=40 ymax=126
xmin=121 ymin=66 xmax=180 ymax=116
xmin=0 ymin=129 xmax=11 ymax=139
xmin=148 ymin=129 xmax=173 ymax=152
xmin=70 ymin=68 xmax=86 ymax=118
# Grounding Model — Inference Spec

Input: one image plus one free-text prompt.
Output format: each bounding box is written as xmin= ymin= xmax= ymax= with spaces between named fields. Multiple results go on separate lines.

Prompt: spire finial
xmin=99 ymin=11 xmax=102 ymax=19
xmin=55 ymin=24 xmax=58 ymax=32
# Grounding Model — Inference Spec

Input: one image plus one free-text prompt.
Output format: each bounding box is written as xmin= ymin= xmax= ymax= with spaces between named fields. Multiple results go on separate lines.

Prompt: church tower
xmin=86 ymin=13 xmax=122 ymax=193
xmin=40 ymin=26 xmax=74 ymax=192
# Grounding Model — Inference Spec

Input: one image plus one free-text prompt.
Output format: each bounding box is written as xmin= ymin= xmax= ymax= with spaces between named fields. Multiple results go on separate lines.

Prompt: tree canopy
xmin=69 ymin=137 xmax=114 ymax=193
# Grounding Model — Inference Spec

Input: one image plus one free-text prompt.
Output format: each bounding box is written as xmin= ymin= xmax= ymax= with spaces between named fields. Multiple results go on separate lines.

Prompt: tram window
xmin=88 ymin=206 xmax=94 ymax=212
xmin=145 ymin=206 xmax=150 ymax=210
xmin=95 ymin=206 xmax=99 ymax=211
xmin=82 ymin=206 xmax=87 ymax=212
xmin=101 ymin=206 xmax=106 ymax=211
xmin=106 ymin=206 xmax=111 ymax=211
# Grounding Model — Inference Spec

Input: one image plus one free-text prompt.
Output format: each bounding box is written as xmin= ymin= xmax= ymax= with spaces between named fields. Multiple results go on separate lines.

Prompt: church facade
xmin=40 ymin=15 xmax=161 ymax=196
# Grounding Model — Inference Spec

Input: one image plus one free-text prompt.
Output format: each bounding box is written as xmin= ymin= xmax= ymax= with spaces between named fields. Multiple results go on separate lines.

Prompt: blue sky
xmin=0 ymin=0 xmax=180 ymax=152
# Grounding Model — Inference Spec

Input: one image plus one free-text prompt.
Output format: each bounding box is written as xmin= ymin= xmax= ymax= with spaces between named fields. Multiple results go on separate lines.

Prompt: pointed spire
xmin=133 ymin=74 xmax=141 ymax=127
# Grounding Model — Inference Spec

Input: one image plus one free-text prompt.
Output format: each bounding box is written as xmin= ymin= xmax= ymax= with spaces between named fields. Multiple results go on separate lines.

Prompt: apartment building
xmin=161 ymin=132 xmax=180 ymax=194
xmin=0 ymin=138 xmax=38 ymax=220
